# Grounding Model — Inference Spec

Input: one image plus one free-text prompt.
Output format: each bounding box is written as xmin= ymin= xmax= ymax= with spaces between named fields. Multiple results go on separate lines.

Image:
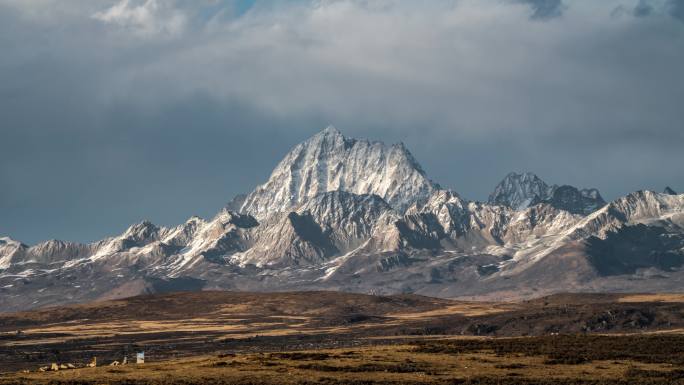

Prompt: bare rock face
xmin=586 ymin=223 xmax=684 ymax=276
xmin=1 ymin=127 xmax=684 ymax=311
xmin=664 ymin=186 xmax=678 ymax=195
xmin=545 ymin=185 xmax=603 ymax=215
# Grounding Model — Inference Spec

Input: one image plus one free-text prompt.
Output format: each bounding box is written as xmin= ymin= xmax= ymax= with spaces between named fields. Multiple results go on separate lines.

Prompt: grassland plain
xmin=2 ymin=291 xmax=684 ymax=384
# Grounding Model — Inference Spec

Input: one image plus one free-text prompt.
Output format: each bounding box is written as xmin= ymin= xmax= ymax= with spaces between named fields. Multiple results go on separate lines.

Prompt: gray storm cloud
xmin=0 ymin=0 xmax=683 ymax=243
xmin=633 ymin=0 xmax=655 ymax=16
xmin=629 ymin=0 xmax=684 ymax=20
xmin=519 ymin=0 xmax=565 ymax=19
xmin=668 ymin=0 xmax=684 ymax=21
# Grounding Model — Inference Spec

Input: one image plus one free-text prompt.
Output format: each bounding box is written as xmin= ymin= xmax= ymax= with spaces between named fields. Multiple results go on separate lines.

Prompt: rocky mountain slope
xmin=1 ymin=127 xmax=683 ymax=311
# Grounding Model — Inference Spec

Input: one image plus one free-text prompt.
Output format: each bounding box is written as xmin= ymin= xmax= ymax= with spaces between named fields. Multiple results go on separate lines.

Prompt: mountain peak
xmin=292 ymin=125 xmax=353 ymax=157
xmin=186 ymin=216 xmax=204 ymax=224
xmin=0 ymin=236 xmax=23 ymax=247
xmin=664 ymin=186 xmax=678 ymax=195
xmin=550 ymin=185 xmax=606 ymax=215
xmin=488 ymin=172 xmax=551 ymax=210
xmin=306 ymin=125 xmax=347 ymax=146
xmin=507 ymin=171 xmax=541 ymax=180
xmin=240 ymin=127 xmax=438 ymax=220
xmin=319 ymin=125 xmax=342 ymax=137
xmin=123 ymin=220 xmax=160 ymax=241
xmin=488 ymin=172 xmax=605 ymax=215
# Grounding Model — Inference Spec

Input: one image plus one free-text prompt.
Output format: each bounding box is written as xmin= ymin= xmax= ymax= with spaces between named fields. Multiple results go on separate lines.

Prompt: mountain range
xmin=1 ymin=126 xmax=683 ymax=311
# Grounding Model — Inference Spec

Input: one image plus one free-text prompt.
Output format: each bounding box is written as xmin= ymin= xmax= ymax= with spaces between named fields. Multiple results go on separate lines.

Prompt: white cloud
xmin=92 ymin=0 xmax=186 ymax=36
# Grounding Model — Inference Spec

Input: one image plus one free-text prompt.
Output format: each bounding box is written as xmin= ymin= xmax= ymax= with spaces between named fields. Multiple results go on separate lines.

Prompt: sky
xmin=1 ymin=0 xmax=683 ymax=244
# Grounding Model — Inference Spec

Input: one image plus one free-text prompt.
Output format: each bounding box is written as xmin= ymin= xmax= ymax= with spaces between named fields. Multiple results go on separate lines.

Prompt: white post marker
xmin=136 ymin=352 xmax=145 ymax=364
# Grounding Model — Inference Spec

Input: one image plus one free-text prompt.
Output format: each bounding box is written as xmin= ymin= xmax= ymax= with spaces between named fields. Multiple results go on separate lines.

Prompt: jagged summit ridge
xmin=240 ymin=126 xmax=438 ymax=220
xmin=488 ymin=172 xmax=606 ymax=215
xmin=488 ymin=172 xmax=553 ymax=210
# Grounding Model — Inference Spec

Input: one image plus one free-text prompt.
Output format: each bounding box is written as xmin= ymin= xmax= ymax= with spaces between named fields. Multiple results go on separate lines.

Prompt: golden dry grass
xmin=389 ymin=302 xmax=518 ymax=319
xmin=0 ymin=296 xmax=505 ymax=347
xmin=2 ymin=343 xmax=680 ymax=385
xmin=618 ymin=293 xmax=684 ymax=303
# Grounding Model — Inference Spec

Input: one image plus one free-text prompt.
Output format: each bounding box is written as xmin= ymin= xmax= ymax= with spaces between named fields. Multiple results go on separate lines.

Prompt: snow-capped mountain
xmin=1 ymin=127 xmax=683 ymax=311
xmin=0 ymin=237 xmax=26 ymax=270
xmin=240 ymin=126 xmax=438 ymax=220
xmin=488 ymin=172 xmax=606 ymax=215
xmin=234 ymin=191 xmax=392 ymax=268
xmin=566 ymin=190 xmax=684 ymax=241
